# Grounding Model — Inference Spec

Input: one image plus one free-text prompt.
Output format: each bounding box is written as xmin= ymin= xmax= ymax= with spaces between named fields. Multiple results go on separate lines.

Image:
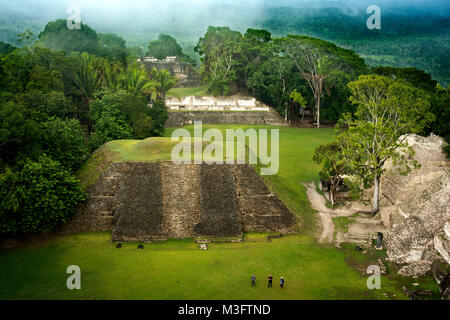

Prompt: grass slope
xmin=167 ymin=85 xmax=209 ymax=98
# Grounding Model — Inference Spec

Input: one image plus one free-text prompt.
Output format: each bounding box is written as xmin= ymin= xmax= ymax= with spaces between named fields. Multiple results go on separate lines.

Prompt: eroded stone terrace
xmin=59 ymin=162 xmax=296 ymax=242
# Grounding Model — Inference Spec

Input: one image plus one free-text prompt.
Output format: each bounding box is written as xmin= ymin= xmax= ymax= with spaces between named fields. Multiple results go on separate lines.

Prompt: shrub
xmin=0 ymin=155 xmax=86 ymax=235
xmin=148 ymin=99 xmax=168 ymax=136
xmin=41 ymin=117 xmax=89 ymax=171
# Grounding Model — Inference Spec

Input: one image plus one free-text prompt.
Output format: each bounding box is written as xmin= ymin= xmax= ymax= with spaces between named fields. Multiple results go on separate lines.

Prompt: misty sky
xmin=1 ymin=0 xmax=449 ymax=45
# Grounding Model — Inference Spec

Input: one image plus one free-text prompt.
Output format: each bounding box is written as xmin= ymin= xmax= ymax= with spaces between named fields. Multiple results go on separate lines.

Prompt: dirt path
xmin=303 ymin=182 xmax=368 ymax=243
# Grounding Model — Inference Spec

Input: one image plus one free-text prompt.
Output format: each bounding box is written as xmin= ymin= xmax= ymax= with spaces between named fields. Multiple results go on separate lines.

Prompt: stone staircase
xmin=160 ymin=163 xmax=202 ymax=238
xmin=57 ymin=164 xmax=123 ymax=234
xmin=112 ymin=163 xmax=163 ymax=242
xmin=194 ymin=164 xmax=242 ymax=238
xmin=234 ymin=164 xmax=296 ymax=233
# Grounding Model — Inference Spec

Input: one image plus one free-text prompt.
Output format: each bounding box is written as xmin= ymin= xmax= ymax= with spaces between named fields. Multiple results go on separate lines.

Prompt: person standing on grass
xmin=280 ymin=277 xmax=284 ymax=288
xmin=251 ymin=274 xmax=256 ymax=286
xmin=268 ymin=274 xmax=273 ymax=288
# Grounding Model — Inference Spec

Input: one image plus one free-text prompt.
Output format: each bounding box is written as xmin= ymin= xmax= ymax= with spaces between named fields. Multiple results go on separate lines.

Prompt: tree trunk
xmin=82 ymin=96 xmax=92 ymax=136
xmin=316 ymin=78 xmax=322 ymax=129
xmin=330 ymin=181 xmax=336 ymax=206
xmin=285 ymin=107 xmax=288 ymax=122
xmin=371 ymin=174 xmax=380 ymax=215
xmin=316 ymin=97 xmax=320 ymax=128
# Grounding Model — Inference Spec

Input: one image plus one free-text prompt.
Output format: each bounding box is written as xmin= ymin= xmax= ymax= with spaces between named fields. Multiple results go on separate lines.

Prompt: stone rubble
xmin=379 ymin=134 xmax=449 ymax=277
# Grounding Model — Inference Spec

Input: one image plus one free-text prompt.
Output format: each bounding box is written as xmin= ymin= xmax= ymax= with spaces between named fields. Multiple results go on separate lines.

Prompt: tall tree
xmin=149 ymin=68 xmax=179 ymax=100
xmin=98 ymin=33 xmax=128 ymax=64
xmin=71 ymin=52 xmax=102 ymax=134
xmin=103 ymin=61 xmax=124 ymax=92
xmin=313 ymin=142 xmax=349 ymax=206
xmin=283 ymin=37 xmax=337 ymax=128
xmin=147 ymin=34 xmax=183 ymax=59
xmin=282 ymin=35 xmax=366 ymax=127
xmin=338 ymin=75 xmax=434 ymax=215
xmin=195 ymin=26 xmax=242 ymax=95
xmin=0 ymin=41 xmax=16 ymax=55
xmin=38 ymin=19 xmax=101 ymax=55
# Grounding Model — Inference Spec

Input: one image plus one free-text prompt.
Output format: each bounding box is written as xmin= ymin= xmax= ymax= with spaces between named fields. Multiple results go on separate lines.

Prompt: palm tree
xmin=103 ymin=61 xmax=123 ymax=92
xmin=72 ymin=52 xmax=102 ymax=134
xmin=149 ymin=68 xmax=179 ymax=100
xmin=121 ymin=63 xmax=154 ymax=96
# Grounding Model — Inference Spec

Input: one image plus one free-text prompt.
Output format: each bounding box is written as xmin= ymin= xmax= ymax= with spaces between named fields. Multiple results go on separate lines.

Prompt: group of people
xmin=251 ymin=274 xmax=284 ymax=288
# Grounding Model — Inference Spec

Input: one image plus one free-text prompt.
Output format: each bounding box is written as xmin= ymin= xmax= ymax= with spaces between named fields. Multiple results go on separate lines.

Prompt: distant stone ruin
xmin=164 ymin=95 xmax=285 ymax=127
xmin=59 ymin=162 xmax=296 ymax=242
xmin=138 ymin=56 xmax=199 ymax=87
xmin=166 ymin=96 xmax=269 ymax=111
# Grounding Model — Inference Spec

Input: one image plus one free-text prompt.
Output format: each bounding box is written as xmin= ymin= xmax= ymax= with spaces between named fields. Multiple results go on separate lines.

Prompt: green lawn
xmin=0 ymin=126 xmax=439 ymax=299
xmin=167 ymin=85 xmax=209 ymax=98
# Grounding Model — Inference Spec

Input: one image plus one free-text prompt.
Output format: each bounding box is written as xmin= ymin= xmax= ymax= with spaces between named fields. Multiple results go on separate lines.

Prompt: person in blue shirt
xmin=280 ymin=277 xmax=284 ymax=288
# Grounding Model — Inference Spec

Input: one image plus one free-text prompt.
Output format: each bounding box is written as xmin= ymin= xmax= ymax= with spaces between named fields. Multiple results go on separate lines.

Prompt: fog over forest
xmin=1 ymin=0 xmax=449 ymax=43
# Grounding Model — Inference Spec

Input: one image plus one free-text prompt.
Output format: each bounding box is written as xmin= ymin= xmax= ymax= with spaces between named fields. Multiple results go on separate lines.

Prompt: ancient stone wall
xmin=166 ymin=110 xmax=285 ymax=127
xmin=62 ymin=162 xmax=296 ymax=242
xmin=139 ymin=56 xmax=199 ymax=87
xmin=166 ymin=96 xmax=269 ymax=111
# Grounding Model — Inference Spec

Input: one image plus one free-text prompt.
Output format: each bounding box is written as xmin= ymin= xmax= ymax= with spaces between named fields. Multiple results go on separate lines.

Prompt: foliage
xmin=290 ymin=89 xmax=307 ymax=121
xmin=71 ymin=52 xmax=103 ymax=133
xmin=149 ymin=68 xmax=179 ymax=100
xmin=40 ymin=117 xmax=89 ymax=171
xmin=38 ymin=19 xmax=101 ymax=55
xmin=196 ymin=27 xmax=368 ymax=122
xmin=147 ymin=34 xmax=195 ymax=65
xmin=0 ymin=101 xmax=41 ymax=166
xmin=0 ymin=155 xmax=86 ymax=235
xmin=337 ymin=74 xmax=434 ymax=214
xmin=121 ymin=63 xmax=154 ymax=96
xmin=89 ymin=92 xmax=134 ymax=150
xmin=147 ymin=34 xmax=183 ymax=59
xmin=127 ymin=46 xmax=144 ymax=60
xmin=425 ymin=86 xmax=450 ymax=157
xmin=98 ymin=33 xmax=128 ymax=64
xmin=148 ymin=99 xmax=168 ymax=137
xmin=313 ymin=141 xmax=349 ymax=205
xmin=257 ymin=7 xmax=450 ymax=86
xmin=17 ymin=29 xmax=36 ymax=49
xmin=195 ymin=26 xmax=242 ymax=96
xmin=372 ymin=66 xmax=438 ymax=92
xmin=280 ymin=35 xmax=367 ymax=127
xmin=102 ymin=60 xmax=124 ymax=92
xmin=0 ymin=41 xmax=16 ymax=55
